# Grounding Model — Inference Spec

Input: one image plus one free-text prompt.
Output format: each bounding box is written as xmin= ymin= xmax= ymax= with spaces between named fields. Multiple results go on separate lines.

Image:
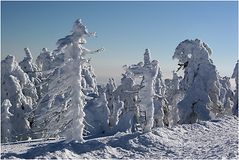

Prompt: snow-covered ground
xmin=1 ymin=116 xmax=238 ymax=159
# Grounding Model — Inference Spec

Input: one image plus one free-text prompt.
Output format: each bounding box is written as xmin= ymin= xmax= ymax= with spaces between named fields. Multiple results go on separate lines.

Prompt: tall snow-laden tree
xmin=33 ymin=19 xmax=103 ymax=142
xmin=126 ymin=49 xmax=160 ymax=132
xmin=231 ymin=61 xmax=238 ymax=116
xmin=1 ymin=99 xmax=13 ymax=143
xmin=153 ymin=63 xmax=169 ymax=127
xmin=173 ymin=39 xmax=223 ymax=124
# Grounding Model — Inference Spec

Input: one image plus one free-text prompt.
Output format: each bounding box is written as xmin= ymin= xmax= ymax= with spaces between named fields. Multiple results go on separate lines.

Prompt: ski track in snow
xmin=1 ymin=116 xmax=238 ymax=159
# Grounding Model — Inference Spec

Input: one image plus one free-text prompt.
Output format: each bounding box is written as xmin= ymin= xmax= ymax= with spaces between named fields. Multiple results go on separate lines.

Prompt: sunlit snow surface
xmin=1 ymin=116 xmax=238 ymax=159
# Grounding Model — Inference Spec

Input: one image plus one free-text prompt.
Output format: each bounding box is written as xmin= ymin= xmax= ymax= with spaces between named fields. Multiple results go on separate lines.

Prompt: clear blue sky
xmin=1 ymin=1 xmax=238 ymax=84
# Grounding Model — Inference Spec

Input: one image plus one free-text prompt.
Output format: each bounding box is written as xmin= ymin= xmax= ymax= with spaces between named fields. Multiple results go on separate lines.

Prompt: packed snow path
xmin=1 ymin=116 xmax=238 ymax=159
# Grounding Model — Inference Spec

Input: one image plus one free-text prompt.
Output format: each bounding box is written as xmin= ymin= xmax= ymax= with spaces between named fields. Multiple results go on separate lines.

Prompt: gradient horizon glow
xmin=1 ymin=1 xmax=238 ymax=84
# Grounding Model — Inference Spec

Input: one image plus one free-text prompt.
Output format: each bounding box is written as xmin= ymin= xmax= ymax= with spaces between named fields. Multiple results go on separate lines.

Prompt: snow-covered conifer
xmin=153 ymin=96 xmax=166 ymax=127
xmin=154 ymin=68 xmax=166 ymax=96
xmin=84 ymin=85 xmax=111 ymax=136
xmin=33 ymin=19 xmax=103 ymax=142
xmin=113 ymin=75 xmax=140 ymax=132
xmin=82 ymin=64 xmax=98 ymax=95
xmin=231 ymin=61 xmax=238 ymax=116
xmin=19 ymin=48 xmax=40 ymax=80
xmin=106 ymin=78 xmax=116 ymax=112
xmin=19 ymin=48 xmax=43 ymax=99
xmin=165 ymin=71 xmax=183 ymax=126
xmin=109 ymin=96 xmax=124 ymax=127
xmin=2 ymin=55 xmax=29 ymax=87
xmin=36 ymin=48 xmax=54 ymax=72
xmin=1 ymin=55 xmax=37 ymax=141
xmin=93 ymin=92 xmax=110 ymax=134
xmin=1 ymin=99 xmax=13 ymax=143
xmin=153 ymin=66 xmax=169 ymax=127
xmin=218 ymin=76 xmax=234 ymax=115
xmin=173 ymin=39 xmax=222 ymax=124
xmin=1 ymin=75 xmax=32 ymax=141
xmin=126 ymin=49 xmax=159 ymax=132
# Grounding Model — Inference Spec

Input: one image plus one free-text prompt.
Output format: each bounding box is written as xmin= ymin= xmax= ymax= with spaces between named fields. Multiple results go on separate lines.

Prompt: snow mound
xmin=1 ymin=116 xmax=238 ymax=159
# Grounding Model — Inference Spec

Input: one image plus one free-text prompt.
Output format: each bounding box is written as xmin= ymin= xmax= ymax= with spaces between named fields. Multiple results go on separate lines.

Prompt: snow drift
xmin=1 ymin=116 xmax=238 ymax=159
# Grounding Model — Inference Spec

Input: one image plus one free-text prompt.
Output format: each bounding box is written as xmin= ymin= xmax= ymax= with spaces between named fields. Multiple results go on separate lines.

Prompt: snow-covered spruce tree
xmin=1 ymin=99 xmax=13 ymax=143
xmin=153 ymin=63 xmax=169 ymax=127
xmin=84 ymin=87 xmax=110 ymax=136
xmin=113 ymin=74 xmax=140 ymax=132
xmin=173 ymin=39 xmax=223 ymax=124
xmin=165 ymin=71 xmax=181 ymax=103
xmin=33 ymin=19 xmax=103 ymax=142
xmin=109 ymin=96 xmax=124 ymax=127
xmin=105 ymin=78 xmax=117 ymax=112
xmin=231 ymin=61 xmax=238 ymax=116
xmin=19 ymin=48 xmax=40 ymax=81
xmin=36 ymin=48 xmax=55 ymax=73
xmin=218 ymin=76 xmax=234 ymax=115
xmin=19 ymin=48 xmax=42 ymax=100
xmin=154 ymin=68 xmax=166 ymax=96
xmin=81 ymin=62 xmax=98 ymax=95
xmin=125 ymin=49 xmax=161 ymax=132
xmin=83 ymin=85 xmax=111 ymax=136
xmin=2 ymin=55 xmax=31 ymax=87
xmin=165 ymin=71 xmax=184 ymax=126
xmin=1 ymin=55 xmax=37 ymax=141
xmin=33 ymin=48 xmax=66 ymax=112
